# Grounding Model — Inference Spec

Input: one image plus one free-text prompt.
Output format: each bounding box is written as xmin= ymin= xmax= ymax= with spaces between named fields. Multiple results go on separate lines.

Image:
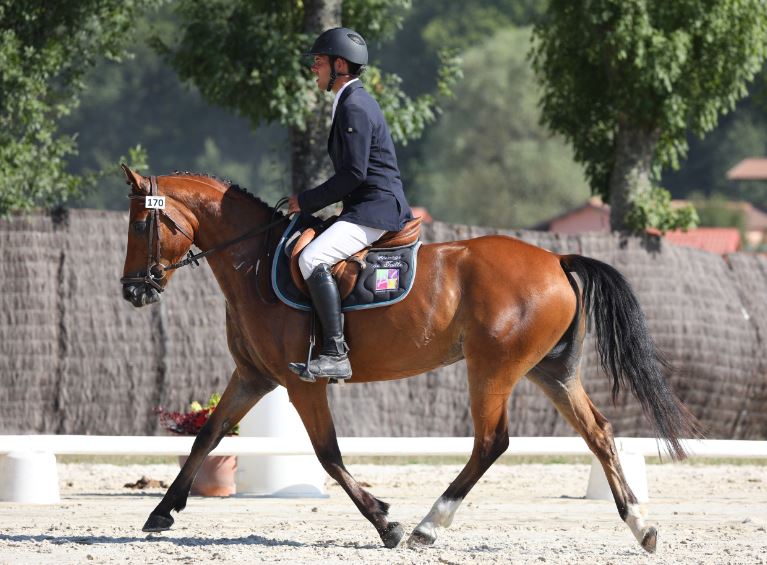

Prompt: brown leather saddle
xmin=289 ymin=217 xmax=423 ymax=299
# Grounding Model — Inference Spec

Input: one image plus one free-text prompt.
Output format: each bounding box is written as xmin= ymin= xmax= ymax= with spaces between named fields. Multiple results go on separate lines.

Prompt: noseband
xmin=120 ymin=175 xmax=289 ymax=293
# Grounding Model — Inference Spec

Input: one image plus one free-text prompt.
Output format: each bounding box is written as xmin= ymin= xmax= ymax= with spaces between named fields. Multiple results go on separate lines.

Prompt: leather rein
xmin=120 ymin=175 xmax=289 ymax=293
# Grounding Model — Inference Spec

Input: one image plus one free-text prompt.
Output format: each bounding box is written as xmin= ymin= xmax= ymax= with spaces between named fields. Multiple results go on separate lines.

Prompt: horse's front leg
xmin=287 ymin=381 xmax=404 ymax=548
xmin=143 ymin=369 xmax=276 ymax=532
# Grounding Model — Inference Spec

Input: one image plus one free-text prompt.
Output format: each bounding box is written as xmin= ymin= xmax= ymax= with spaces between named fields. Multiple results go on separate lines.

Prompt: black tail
xmin=561 ymin=254 xmax=700 ymax=460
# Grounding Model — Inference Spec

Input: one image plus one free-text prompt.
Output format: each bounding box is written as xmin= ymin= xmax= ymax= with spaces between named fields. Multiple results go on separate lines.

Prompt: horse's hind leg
xmin=408 ymin=360 xmax=514 ymax=547
xmin=527 ymin=364 xmax=658 ymax=553
xmin=287 ymin=381 xmax=404 ymax=549
xmin=143 ymin=369 xmax=276 ymax=532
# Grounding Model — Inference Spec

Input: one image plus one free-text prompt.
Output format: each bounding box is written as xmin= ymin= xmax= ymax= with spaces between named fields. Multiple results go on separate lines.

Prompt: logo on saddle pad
xmin=375 ymin=269 xmax=400 ymax=291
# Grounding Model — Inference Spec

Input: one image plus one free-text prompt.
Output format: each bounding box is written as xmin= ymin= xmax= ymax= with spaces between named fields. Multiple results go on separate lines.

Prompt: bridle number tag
xmin=145 ymin=196 xmax=166 ymax=209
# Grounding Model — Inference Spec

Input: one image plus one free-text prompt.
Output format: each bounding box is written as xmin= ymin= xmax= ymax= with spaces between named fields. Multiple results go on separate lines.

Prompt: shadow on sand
xmin=0 ymin=533 xmax=305 ymax=548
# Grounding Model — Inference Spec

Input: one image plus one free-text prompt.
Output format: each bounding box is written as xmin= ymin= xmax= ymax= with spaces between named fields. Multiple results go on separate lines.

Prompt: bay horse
xmin=119 ymin=166 xmax=697 ymax=553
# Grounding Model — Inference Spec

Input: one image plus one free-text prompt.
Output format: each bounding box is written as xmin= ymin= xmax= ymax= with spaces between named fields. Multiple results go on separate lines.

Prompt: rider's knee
xmin=298 ymin=248 xmax=320 ymax=280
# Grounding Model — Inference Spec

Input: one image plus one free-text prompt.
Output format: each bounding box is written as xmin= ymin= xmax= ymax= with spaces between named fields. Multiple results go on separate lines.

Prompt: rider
xmin=287 ymin=27 xmax=413 ymax=381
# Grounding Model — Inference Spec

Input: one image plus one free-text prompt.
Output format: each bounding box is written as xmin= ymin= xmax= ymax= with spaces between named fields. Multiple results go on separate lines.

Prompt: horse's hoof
xmin=142 ymin=513 xmax=174 ymax=532
xmin=641 ymin=526 xmax=657 ymax=553
xmin=379 ymin=522 xmax=404 ymax=548
xmin=406 ymin=527 xmax=436 ymax=547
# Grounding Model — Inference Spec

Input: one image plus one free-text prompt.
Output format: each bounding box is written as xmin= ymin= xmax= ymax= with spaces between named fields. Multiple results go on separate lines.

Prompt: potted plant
xmin=157 ymin=393 xmax=238 ymax=497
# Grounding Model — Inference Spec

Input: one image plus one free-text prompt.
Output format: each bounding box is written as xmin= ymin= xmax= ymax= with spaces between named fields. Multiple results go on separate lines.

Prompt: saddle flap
xmin=289 ymin=227 xmax=317 ymax=296
xmin=331 ymin=252 xmax=366 ymax=300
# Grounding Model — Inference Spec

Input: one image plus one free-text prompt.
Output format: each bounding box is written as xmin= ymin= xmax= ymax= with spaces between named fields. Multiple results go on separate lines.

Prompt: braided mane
xmin=168 ymin=170 xmax=279 ymax=215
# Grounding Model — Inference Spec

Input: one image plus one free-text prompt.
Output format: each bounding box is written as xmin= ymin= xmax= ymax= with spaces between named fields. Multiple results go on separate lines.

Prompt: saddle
xmin=289 ymin=217 xmax=423 ymax=300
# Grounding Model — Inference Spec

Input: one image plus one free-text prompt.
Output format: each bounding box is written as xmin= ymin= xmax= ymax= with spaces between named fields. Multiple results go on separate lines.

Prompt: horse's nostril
xmin=123 ymin=284 xmax=145 ymax=303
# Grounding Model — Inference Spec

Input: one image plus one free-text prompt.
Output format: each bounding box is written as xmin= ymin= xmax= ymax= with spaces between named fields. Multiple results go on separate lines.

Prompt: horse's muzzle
xmin=122 ymin=283 xmax=161 ymax=307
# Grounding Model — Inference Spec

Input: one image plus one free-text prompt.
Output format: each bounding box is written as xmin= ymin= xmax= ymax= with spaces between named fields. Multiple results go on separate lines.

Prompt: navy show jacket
xmin=297 ymin=81 xmax=413 ymax=232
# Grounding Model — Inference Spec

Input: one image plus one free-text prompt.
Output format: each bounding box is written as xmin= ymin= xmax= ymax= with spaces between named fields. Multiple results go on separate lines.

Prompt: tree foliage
xmin=0 ymin=0 xmax=154 ymax=215
xmin=420 ymin=0 xmax=545 ymax=51
xmin=662 ymin=66 xmax=767 ymax=208
xmin=691 ymin=193 xmax=747 ymax=231
xmin=532 ymin=0 xmax=767 ymax=229
xmin=414 ymin=27 xmax=590 ymax=228
xmin=62 ymin=7 xmax=288 ymax=210
xmin=157 ymin=0 xmax=451 ymax=145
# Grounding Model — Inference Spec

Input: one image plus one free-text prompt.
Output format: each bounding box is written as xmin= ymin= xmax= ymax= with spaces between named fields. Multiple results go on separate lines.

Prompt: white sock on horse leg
xmin=413 ymin=496 xmax=463 ymax=540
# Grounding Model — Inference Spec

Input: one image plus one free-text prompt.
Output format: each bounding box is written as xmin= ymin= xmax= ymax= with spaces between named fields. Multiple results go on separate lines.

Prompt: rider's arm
xmin=297 ymin=104 xmax=372 ymax=215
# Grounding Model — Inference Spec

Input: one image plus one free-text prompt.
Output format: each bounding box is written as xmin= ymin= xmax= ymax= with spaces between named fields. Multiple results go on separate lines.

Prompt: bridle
xmin=120 ymin=175 xmax=289 ymax=293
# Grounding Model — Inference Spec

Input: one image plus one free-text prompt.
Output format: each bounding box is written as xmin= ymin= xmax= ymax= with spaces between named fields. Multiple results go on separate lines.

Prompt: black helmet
xmin=306 ymin=27 xmax=368 ymax=66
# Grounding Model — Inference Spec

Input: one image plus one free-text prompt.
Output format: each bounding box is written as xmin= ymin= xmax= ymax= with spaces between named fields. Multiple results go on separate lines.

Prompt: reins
xmin=121 ymin=175 xmax=290 ymax=292
xmin=165 ymin=197 xmax=290 ymax=271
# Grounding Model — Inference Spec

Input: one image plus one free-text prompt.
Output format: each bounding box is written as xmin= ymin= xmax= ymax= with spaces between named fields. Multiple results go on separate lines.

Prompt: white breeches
xmin=298 ymin=220 xmax=386 ymax=280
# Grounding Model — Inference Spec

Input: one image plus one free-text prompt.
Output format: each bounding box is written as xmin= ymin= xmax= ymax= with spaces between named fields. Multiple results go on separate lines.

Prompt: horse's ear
xmin=121 ymin=163 xmax=149 ymax=194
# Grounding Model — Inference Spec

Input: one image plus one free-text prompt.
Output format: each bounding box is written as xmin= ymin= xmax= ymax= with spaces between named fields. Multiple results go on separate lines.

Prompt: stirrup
xmin=288 ymin=361 xmax=318 ymax=383
xmin=289 ymin=354 xmax=352 ymax=382
xmin=288 ymin=364 xmax=351 ymax=383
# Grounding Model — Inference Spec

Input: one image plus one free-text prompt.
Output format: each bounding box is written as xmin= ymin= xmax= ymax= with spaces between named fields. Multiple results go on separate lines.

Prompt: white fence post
xmin=585 ymin=449 xmax=649 ymax=503
xmin=0 ymin=451 xmax=60 ymax=504
xmin=235 ymin=388 xmax=327 ymax=497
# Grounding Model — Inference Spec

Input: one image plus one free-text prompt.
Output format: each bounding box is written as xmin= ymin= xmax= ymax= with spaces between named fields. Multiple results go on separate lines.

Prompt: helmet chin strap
xmin=326 ymin=56 xmax=358 ymax=92
xmin=326 ymin=56 xmax=338 ymax=92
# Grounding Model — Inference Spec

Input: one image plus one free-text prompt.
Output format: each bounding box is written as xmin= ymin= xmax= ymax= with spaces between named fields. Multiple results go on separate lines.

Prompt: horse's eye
xmin=133 ymin=221 xmax=147 ymax=233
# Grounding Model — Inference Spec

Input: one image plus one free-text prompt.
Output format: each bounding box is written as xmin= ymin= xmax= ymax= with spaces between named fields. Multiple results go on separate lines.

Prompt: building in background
xmin=533 ymin=196 xmax=767 ymax=254
xmin=727 ymin=158 xmax=767 ymax=248
xmin=727 ymin=158 xmax=767 ymax=182
xmin=531 ymin=197 xmax=610 ymax=235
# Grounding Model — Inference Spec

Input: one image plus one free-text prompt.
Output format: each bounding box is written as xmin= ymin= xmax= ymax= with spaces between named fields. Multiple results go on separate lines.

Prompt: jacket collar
xmin=332 ymin=78 xmax=360 ymax=121
xmin=336 ymin=79 xmax=363 ymax=107
xmin=330 ymin=80 xmax=364 ymax=132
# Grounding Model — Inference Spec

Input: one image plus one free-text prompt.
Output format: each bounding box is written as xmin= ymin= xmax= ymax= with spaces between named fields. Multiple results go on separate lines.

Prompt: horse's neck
xmin=170 ymin=177 xmax=277 ymax=301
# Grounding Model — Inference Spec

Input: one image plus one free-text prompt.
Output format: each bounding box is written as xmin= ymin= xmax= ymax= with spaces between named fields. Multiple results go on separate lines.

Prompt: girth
xmin=289 ymin=217 xmax=423 ymax=299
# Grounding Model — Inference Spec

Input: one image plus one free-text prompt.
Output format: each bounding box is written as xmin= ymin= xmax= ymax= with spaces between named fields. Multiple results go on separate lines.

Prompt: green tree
xmin=662 ymin=67 xmax=767 ymax=209
xmin=414 ymin=27 xmax=590 ymax=228
xmin=0 ymin=0 xmax=155 ymax=215
xmin=377 ymin=1 xmax=547 ymax=198
xmin=158 ymin=0 xmax=457 ymax=196
xmin=62 ymin=8 xmax=290 ymax=210
xmin=691 ymin=193 xmax=747 ymax=231
xmin=378 ymin=0 xmax=546 ymax=96
xmin=532 ymin=0 xmax=767 ymax=231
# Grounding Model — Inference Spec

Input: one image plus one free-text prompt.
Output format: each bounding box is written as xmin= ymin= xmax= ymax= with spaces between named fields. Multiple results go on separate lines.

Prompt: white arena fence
xmin=1 ymin=435 xmax=766 ymax=458
xmin=1 ymin=435 xmax=765 ymax=505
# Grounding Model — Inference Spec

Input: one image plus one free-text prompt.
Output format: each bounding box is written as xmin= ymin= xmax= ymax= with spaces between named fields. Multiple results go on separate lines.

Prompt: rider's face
xmin=311 ymin=55 xmax=331 ymax=90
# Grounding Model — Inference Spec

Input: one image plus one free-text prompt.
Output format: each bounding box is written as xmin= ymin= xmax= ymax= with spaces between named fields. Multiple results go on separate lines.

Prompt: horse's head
xmin=120 ymin=165 xmax=197 ymax=307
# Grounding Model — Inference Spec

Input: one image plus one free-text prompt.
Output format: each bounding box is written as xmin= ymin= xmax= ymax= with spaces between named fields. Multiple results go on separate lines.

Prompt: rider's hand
xmin=288 ymin=196 xmax=301 ymax=215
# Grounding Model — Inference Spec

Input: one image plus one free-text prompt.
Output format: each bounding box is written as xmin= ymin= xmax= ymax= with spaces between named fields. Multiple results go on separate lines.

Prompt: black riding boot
xmin=288 ymin=263 xmax=352 ymax=381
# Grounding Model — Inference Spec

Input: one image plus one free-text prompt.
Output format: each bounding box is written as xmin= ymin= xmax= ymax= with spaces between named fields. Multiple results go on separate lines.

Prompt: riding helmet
xmin=306 ymin=27 xmax=368 ymax=66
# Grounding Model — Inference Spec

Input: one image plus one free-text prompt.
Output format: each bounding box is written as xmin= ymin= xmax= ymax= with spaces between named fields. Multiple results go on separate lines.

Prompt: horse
xmin=119 ymin=165 xmax=698 ymax=552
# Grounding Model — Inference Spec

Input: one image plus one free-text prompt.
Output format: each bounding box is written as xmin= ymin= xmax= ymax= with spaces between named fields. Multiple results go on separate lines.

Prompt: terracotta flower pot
xmin=178 ymin=455 xmax=237 ymax=497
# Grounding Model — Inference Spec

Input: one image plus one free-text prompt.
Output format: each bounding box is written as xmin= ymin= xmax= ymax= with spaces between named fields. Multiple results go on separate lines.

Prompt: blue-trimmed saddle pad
xmin=271 ymin=216 xmax=421 ymax=312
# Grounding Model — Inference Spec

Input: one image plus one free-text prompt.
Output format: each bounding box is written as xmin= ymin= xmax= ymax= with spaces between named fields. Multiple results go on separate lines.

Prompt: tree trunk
xmin=608 ymin=121 xmax=659 ymax=230
xmin=290 ymin=0 xmax=342 ymax=196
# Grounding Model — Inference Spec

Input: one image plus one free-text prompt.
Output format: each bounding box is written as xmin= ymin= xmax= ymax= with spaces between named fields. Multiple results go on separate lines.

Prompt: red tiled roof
xmin=535 ymin=198 xmax=760 ymax=251
xmin=531 ymin=197 xmax=608 ymax=230
xmin=662 ymin=228 xmax=741 ymax=254
xmin=727 ymin=158 xmax=767 ymax=180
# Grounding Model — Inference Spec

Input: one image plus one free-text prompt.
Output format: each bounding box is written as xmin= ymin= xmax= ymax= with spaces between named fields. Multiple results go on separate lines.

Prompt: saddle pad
xmin=271 ymin=216 xmax=421 ymax=312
